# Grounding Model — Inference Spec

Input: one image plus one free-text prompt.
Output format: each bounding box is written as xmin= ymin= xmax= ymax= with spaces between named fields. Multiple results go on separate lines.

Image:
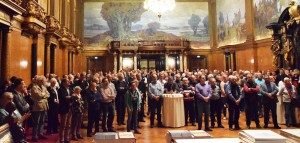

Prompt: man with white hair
xmin=225 ymin=76 xmax=243 ymax=130
xmin=31 ymin=75 xmax=50 ymax=142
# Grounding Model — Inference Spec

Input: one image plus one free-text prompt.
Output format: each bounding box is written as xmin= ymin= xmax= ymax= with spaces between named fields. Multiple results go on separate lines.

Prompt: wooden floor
xmin=63 ymin=111 xmax=297 ymax=143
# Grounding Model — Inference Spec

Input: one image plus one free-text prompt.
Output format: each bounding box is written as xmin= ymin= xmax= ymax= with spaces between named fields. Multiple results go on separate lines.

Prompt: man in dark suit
xmin=12 ymin=78 xmax=30 ymax=116
xmin=137 ymin=73 xmax=146 ymax=122
xmin=115 ymin=73 xmax=128 ymax=125
xmin=47 ymin=78 xmax=59 ymax=134
xmin=58 ymin=78 xmax=73 ymax=143
xmin=260 ymin=75 xmax=281 ymax=129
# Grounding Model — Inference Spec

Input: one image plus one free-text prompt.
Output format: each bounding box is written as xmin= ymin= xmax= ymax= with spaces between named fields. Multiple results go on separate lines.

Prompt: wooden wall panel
xmin=55 ymin=48 xmax=62 ymax=77
xmin=208 ymin=52 xmax=224 ymax=70
xmin=235 ymin=48 xmax=255 ymax=71
xmin=256 ymin=46 xmax=274 ymax=71
xmin=9 ymin=30 xmax=32 ymax=84
xmin=106 ymin=55 xmax=114 ymax=72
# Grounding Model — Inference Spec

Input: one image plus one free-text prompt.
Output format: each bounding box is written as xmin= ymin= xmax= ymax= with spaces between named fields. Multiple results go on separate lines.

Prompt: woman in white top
xmin=278 ymin=77 xmax=297 ymax=127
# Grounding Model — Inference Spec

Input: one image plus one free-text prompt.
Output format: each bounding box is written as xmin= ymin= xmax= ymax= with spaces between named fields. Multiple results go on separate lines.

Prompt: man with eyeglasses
xmin=195 ymin=75 xmax=212 ymax=131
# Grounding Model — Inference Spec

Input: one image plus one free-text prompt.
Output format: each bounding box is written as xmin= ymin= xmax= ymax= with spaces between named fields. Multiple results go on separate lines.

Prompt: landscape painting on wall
xmin=84 ymin=2 xmax=210 ymax=49
xmin=254 ymin=0 xmax=300 ymax=40
xmin=217 ymin=0 xmax=246 ymax=47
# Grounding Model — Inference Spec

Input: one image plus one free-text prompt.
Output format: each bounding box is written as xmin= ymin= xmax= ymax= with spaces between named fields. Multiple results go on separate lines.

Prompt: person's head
xmin=264 ymin=75 xmax=270 ymax=84
xmin=61 ymin=78 xmax=70 ymax=88
xmin=246 ymin=74 xmax=253 ymax=82
xmin=279 ymin=69 xmax=284 ymax=75
xmin=89 ymin=82 xmax=97 ymax=91
xmin=130 ymin=81 xmax=137 ymax=91
xmin=200 ymin=75 xmax=206 ymax=84
xmin=74 ymin=86 xmax=82 ymax=94
xmin=182 ymin=78 xmax=189 ymax=85
xmin=13 ymin=78 xmax=25 ymax=93
xmin=136 ymin=73 xmax=142 ymax=81
xmin=167 ymin=76 xmax=174 ymax=84
xmin=50 ymin=78 xmax=57 ymax=87
xmin=230 ymin=76 xmax=237 ymax=85
xmin=159 ymin=74 xmax=164 ymax=80
xmin=36 ymin=75 xmax=47 ymax=87
xmin=257 ymin=73 xmax=262 ymax=79
xmin=210 ymin=78 xmax=216 ymax=86
xmin=102 ymin=78 xmax=109 ymax=87
xmin=175 ymin=74 xmax=181 ymax=81
xmin=117 ymin=73 xmax=124 ymax=81
xmin=107 ymin=74 xmax=113 ymax=82
xmin=0 ymin=92 xmax=13 ymax=108
xmin=152 ymin=74 xmax=158 ymax=83
xmin=222 ymin=75 xmax=228 ymax=82
xmin=284 ymin=77 xmax=291 ymax=87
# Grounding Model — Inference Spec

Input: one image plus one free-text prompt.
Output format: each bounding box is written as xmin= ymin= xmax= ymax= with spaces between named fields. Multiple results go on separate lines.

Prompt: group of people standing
xmin=0 ymin=68 xmax=299 ymax=143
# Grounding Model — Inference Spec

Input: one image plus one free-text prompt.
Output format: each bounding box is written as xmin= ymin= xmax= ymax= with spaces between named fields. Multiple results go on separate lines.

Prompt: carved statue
xmin=26 ymin=0 xmax=36 ymax=16
xmin=282 ymin=35 xmax=295 ymax=68
xmin=270 ymin=39 xmax=282 ymax=67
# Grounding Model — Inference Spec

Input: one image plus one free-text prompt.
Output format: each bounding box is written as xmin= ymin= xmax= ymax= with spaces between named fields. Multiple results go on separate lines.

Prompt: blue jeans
xmin=196 ymin=99 xmax=210 ymax=130
xmin=32 ymin=111 xmax=46 ymax=139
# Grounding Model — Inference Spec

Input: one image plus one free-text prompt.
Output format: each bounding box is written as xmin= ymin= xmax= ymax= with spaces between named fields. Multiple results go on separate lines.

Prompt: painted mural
xmin=254 ymin=0 xmax=300 ymax=40
xmin=84 ymin=2 xmax=210 ymax=49
xmin=217 ymin=0 xmax=246 ymax=47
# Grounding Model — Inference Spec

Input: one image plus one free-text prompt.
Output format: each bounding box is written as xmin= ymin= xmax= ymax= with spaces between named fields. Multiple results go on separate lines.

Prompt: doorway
xmin=137 ymin=55 xmax=165 ymax=72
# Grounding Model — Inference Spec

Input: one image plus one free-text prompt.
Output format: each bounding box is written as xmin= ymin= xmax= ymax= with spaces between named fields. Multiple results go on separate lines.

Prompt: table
xmin=162 ymin=94 xmax=185 ymax=127
xmin=174 ymin=138 xmax=240 ymax=143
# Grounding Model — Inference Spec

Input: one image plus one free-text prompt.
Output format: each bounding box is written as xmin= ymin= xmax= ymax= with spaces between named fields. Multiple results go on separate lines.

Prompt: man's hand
xmin=203 ymin=97 xmax=209 ymax=102
xmin=235 ymin=100 xmax=240 ymax=105
xmin=268 ymin=93 xmax=274 ymax=99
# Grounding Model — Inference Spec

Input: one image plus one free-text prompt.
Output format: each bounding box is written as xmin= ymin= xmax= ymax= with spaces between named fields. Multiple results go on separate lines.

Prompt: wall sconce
xmin=94 ymin=57 xmax=98 ymax=59
xmin=37 ymin=61 xmax=42 ymax=67
xmin=20 ymin=60 xmax=28 ymax=68
xmin=250 ymin=59 xmax=254 ymax=64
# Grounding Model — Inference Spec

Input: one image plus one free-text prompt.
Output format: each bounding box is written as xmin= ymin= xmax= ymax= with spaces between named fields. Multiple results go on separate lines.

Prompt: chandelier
xmin=144 ymin=0 xmax=176 ymax=20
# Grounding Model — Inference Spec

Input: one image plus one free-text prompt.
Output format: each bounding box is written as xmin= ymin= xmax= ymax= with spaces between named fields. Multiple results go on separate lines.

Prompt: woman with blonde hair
xmin=71 ymin=86 xmax=84 ymax=141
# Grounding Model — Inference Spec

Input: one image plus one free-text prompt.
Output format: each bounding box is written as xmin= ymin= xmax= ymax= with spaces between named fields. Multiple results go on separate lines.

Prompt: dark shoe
xmin=235 ymin=127 xmax=242 ymax=130
xmin=77 ymin=134 xmax=84 ymax=139
xmin=218 ymin=125 xmax=224 ymax=128
xmin=256 ymin=125 xmax=262 ymax=129
xmin=103 ymin=128 xmax=108 ymax=132
xmin=211 ymin=125 xmax=215 ymax=128
xmin=64 ymin=141 xmax=70 ymax=143
xmin=39 ymin=135 xmax=48 ymax=140
xmin=134 ymin=130 xmax=141 ymax=134
xmin=263 ymin=125 xmax=268 ymax=128
xmin=32 ymin=138 xmax=38 ymax=142
xmin=286 ymin=124 xmax=291 ymax=127
xmin=150 ymin=125 xmax=154 ymax=128
xmin=247 ymin=125 xmax=250 ymax=129
xmin=87 ymin=134 xmax=93 ymax=137
xmin=158 ymin=124 xmax=164 ymax=128
xmin=71 ymin=136 xmax=78 ymax=141
xmin=274 ymin=126 xmax=281 ymax=129
xmin=292 ymin=124 xmax=298 ymax=127
xmin=191 ymin=123 xmax=196 ymax=126
xmin=205 ymin=128 xmax=213 ymax=131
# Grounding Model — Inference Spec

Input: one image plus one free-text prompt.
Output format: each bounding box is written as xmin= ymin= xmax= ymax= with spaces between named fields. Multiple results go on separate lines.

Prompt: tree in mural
xmin=188 ymin=14 xmax=201 ymax=36
xmin=218 ymin=12 xmax=225 ymax=41
xmin=203 ymin=15 xmax=209 ymax=34
xmin=147 ymin=22 xmax=161 ymax=36
xmin=100 ymin=2 xmax=146 ymax=39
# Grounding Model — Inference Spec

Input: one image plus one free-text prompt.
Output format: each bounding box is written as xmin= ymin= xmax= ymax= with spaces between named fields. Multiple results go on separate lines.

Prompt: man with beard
xmin=244 ymin=74 xmax=262 ymax=129
xmin=115 ymin=73 xmax=128 ymax=126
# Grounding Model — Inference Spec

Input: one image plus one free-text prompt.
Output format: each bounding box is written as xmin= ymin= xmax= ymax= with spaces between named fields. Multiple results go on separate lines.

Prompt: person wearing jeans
xmin=31 ymin=75 xmax=50 ymax=142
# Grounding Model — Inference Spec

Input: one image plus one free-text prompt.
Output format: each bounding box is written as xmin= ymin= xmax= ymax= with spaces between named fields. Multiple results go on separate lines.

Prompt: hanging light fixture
xmin=144 ymin=0 xmax=176 ymax=20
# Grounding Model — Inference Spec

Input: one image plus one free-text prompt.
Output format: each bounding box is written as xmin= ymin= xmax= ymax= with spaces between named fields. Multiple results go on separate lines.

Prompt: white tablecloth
xmin=162 ymin=94 xmax=185 ymax=127
xmin=174 ymin=138 xmax=240 ymax=143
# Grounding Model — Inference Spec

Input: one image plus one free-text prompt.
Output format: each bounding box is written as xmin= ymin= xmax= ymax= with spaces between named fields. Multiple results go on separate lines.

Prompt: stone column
xmin=133 ymin=52 xmax=137 ymax=70
xmin=119 ymin=52 xmax=123 ymax=71
xmin=113 ymin=52 xmax=117 ymax=72
xmin=165 ymin=52 xmax=169 ymax=71
xmin=179 ymin=53 xmax=183 ymax=72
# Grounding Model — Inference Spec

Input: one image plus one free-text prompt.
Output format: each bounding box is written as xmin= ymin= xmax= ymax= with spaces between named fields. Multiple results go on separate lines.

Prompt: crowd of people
xmin=0 ymin=68 xmax=299 ymax=143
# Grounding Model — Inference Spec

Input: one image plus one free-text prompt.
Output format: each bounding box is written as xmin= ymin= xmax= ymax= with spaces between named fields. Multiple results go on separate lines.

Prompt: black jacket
xmin=58 ymin=87 xmax=73 ymax=114
xmin=47 ymin=86 xmax=59 ymax=110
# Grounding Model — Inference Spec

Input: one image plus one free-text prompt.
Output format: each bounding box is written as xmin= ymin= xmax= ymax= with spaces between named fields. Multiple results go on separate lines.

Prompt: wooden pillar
xmin=113 ymin=52 xmax=117 ymax=72
xmin=180 ymin=53 xmax=183 ymax=72
xmin=165 ymin=52 xmax=169 ymax=71
xmin=31 ymin=35 xmax=38 ymax=78
xmin=119 ymin=53 xmax=123 ymax=71
xmin=44 ymin=43 xmax=51 ymax=75
xmin=2 ymin=28 xmax=12 ymax=80
xmin=183 ymin=52 xmax=188 ymax=72
xmin=134 ymin=52 xmax=137 ymax=70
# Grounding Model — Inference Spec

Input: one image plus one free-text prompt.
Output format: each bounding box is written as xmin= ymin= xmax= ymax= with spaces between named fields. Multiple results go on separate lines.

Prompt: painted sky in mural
xmin=84 ymin=2 xmax=210 ymax=49
xmin=217 ymin=0 xmax=246 ymax=47
xmin=254 ymin=0 xmax=300 ymax=40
